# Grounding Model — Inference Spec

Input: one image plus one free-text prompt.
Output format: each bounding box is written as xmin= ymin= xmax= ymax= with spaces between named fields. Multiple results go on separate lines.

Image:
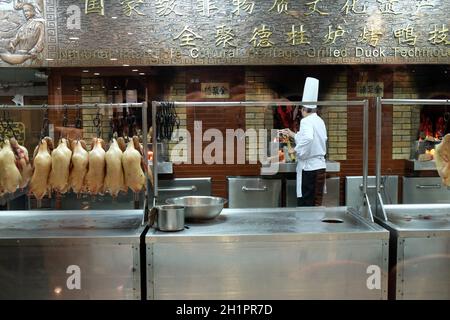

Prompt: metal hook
xmin=75 ymin=104 xmax=82 ymax=129
xmin=62 ymin=104 xmax=68 ymax=127
xmin=40 ymin=104 xmax=49 ymax=140
xmin=93 ymin=104 xmax=102 ymax=137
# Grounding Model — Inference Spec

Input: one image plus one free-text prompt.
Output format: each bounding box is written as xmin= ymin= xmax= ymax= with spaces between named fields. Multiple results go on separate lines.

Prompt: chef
xmin=281 ymin=77 xmax=328 ymax=206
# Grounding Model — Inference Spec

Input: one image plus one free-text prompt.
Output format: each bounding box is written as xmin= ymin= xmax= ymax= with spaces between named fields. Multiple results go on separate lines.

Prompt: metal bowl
xmin=166 ymin=196 xmax=227 ymax=220
xmin=0 ymin=53 xmax=31 ymax=65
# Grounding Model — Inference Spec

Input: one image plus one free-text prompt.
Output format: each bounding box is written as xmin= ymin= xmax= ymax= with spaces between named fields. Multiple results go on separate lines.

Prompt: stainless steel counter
xmin=260 ymin=161 xmax=340 ymax=175
xmin=146 ymin=207 xmax=389 ymax=300
xmin=148 ymin=207 xmax=386 ymax=241
xmin=375 ymin=203 xmax=450 ymax=300
xmin=0 ymin=210 xmax=145 ymax=299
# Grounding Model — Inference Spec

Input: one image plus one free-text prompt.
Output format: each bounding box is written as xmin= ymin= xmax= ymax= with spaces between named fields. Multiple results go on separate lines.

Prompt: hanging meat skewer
xmin=29 ymin=137 xmax=53 ymax=200
xmin=0 ymin=139 xmax=22 ymax=194
xmin=435 ymin=134 xmax=450 ymax=187
xmin=48 ymin=138 xmax=72 ymax=194
xmin=123 ymin=136 xmax=146 ymax=193
xmin=104 ymin=138 xmax=126 ymax=198
xmin=86 ymin=137 xmax=106 ymax=195
xmin=69 ymin=139 xmax=89 ymax=195
xmin=9 ymin=137 xmax=32 ymax=190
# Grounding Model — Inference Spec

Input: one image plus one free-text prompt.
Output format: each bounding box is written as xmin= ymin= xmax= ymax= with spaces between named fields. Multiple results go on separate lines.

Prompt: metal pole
xmin=152 ymin=101 xmax=158 ymax=206
xmin=381 ymin=99 xmax=448 ymax=105
xmin=142 ymin=101 xmax=149 ymax=213
xmin=152 ymin=100 xmax=367 ymax=108
xmin=362 ymin=99 xmax=369 ymax=197
xmin=376 ymin=97 xmax=382 ymax=194
xmin=0 ymin=103 xmax=144 ymax=110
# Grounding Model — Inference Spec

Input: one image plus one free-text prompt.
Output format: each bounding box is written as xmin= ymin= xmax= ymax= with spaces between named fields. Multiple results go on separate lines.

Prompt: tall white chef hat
xmin=302 ymin=77 xmax=319 ymax=109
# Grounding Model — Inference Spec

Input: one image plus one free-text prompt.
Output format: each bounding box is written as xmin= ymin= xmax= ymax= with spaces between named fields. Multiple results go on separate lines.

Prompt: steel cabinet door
xmin=403 ymin=177 xmax=450 ymax=204
xmin=158 ymin=178 xmax=212 ymax=204
xmin=346 ymin=176 xmax=398 ymax=209
xmin=227 ymin=177 xmax=281 ymax=208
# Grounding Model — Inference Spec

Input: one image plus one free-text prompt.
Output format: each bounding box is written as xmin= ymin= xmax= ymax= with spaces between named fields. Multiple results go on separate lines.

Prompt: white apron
xmin=296 ymin=159 xmax=305 ymax=198
xmin=296 ymin=159 xmax=328 ymax=199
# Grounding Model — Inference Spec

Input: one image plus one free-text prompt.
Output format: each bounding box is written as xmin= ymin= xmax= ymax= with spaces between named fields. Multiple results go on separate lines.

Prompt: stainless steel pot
xmin=149 ymin=205 xmax=185 ymax=231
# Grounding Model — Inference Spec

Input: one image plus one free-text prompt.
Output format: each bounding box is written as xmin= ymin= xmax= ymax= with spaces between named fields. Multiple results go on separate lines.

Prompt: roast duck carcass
xmin=29 ymin=137 xmax=53 ymax=200
xmin=435 ymin=133 xmax=450 ymax=187
xmin=104 ymin=138 xmax=126 ymax=197
xmin=48 ymin=138 xmax=72 ymax=194
xmin=86 ymin=138 xmax=106 ymax=195
xmin=9 ymin=138 xmax=32 ymax=190
xmin=122 ymin=136 xmax=146 ymax=193
xmin=69 ymin=139 xmax=88 ymax=194
xmin=0 ymin=139 xmax=22 ymax=194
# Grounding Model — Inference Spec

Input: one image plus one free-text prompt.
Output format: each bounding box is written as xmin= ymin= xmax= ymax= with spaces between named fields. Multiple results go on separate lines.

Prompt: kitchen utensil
xmin=166 ymin=196 xmax=226 ymax=220
xmin=149 ymin=205 xmax=185 ymax=231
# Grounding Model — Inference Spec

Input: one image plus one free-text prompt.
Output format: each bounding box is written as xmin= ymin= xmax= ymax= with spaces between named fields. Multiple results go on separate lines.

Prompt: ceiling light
xmin=82 ymin=70 xmax=89 ymax=73
xmin=123 ymin=64 xmax=130 ymax=67
xmin=110 ymin=58 xmax=118 ymax=61
xmin=132 ymin=69 xmax=139 ymax=72
xmin=94 ymin=73 xmax=100 ymax=76
xmin=139 ymin=73 xmax=145 ymax=75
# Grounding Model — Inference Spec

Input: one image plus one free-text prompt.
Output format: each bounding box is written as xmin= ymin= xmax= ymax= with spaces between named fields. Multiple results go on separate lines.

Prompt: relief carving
xmin=0 ymin=0 xmax=45 ymax=65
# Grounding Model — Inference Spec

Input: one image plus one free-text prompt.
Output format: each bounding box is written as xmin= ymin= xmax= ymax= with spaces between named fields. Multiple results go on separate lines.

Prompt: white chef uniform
xmin=294 ymin=113 xmax=327 ymax=197
xmin=294 ymin=77 xmax=328 ymax=198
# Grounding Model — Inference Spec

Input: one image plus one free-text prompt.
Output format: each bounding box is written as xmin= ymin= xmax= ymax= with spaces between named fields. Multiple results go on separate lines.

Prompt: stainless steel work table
xmin=146 ymin=207 xmax=389 ymax=300
xmin=375 ymin=204 xmax=450 ymax=300
xmin=0 ymin=210 xmax=145 ymax=300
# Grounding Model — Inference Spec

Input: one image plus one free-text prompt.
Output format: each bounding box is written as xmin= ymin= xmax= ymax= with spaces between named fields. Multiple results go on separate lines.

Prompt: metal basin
xmin=0 ymin=53 xmax=31 ymax=64
xmin=166 ymin=196 xmax=227 ymax=220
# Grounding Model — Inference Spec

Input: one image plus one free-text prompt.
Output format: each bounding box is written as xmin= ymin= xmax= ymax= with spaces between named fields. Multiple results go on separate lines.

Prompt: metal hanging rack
xmin=151 ymin=100 xmax=372 ymax=221
xmin=375 ymin=98 xmax=450 ymax=221
xmin=0 ymin=103 xmax=149 ymax=220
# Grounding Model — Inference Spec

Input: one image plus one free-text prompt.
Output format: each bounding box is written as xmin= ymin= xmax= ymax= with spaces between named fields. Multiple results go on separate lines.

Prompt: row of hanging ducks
xmin=0 ymin=136 xmax=148 ymax=200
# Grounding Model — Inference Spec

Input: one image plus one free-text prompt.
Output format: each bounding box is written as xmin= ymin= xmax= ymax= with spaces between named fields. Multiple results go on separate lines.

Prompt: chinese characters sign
xmin=0 ymin=0 xmax=448 ymax=67
xmin=201 ymin=83 xmax=230 ymax=98
xmin=357 ymin=82 xmax=384 ymax=97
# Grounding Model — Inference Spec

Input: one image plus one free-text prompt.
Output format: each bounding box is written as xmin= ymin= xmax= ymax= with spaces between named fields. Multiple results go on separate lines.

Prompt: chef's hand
xmin=288 ymin=147 xmax=295 ymax=155
xmin=280 ymin=128 xmax=295 ymax=138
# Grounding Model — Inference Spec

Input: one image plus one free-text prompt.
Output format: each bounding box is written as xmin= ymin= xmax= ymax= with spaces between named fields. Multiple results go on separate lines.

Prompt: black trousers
xmin=297 ymin=169 xmax=326 ymax=207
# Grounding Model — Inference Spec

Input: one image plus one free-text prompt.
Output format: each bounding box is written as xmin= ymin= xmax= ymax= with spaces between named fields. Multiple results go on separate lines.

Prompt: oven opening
xmin=413 ymin=95 xmax=450 ymax=161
